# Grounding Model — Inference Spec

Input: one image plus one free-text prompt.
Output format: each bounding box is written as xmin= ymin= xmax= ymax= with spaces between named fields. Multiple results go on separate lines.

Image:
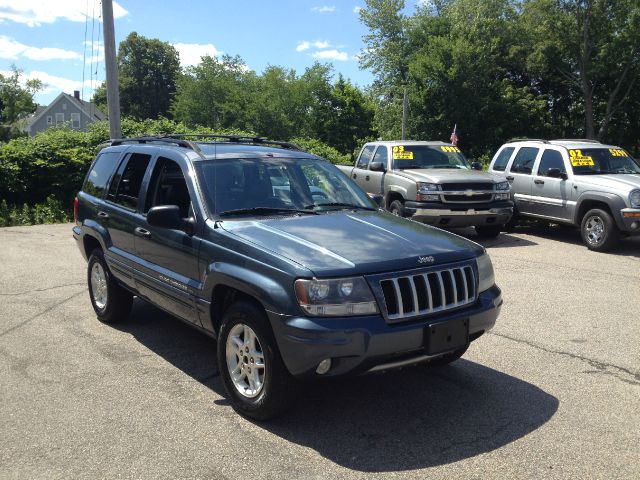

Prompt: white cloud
xmin=296 ymin=40 xmax=331 ymax=52
xmin=0 ymin=69 xmax=94 ymax=96
xmin=0 ymin=0 xmax=128 ymax=27
xmin=172 ymin=42 xmax=220 ymax=67
xmin=0 ymin=35 xmax=80 ymax=60
xmin=311 ymin=6 xmax=336 ymax=13
xmin=296 ymin=41 xmax=310 ymax=52
xmin=312 ymin=40 xmax=330 ymax=49
xmin=312 ymin=49 xmax=349 ymax=61
xmin=353 ymin=6 xmax=362 ymax=14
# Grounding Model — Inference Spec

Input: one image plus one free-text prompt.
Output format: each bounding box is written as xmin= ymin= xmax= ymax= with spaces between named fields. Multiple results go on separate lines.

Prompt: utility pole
xmin=102 ymin=0 xmax=121 ymax=139
xmin=401 ymin=85 xmax=408 ymax=141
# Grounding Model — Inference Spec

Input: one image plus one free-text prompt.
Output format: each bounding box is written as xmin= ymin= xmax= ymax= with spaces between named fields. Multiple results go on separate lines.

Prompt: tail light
xmin=73 ymin=197 xmax=79 ymax=223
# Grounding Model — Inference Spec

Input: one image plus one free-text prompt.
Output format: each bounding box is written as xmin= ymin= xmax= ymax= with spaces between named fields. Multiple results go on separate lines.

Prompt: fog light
xmin=316 ymin=358 xmax=332 ymax=375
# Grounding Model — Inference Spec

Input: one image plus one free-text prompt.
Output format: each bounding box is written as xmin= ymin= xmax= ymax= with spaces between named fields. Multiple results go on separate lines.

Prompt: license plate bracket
xmin=425 ymin=318 xmax=469 ymax=355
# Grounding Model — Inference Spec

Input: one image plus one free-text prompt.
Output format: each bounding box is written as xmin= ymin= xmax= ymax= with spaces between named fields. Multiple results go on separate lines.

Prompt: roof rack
xmin=109 ymin=136 xmax=203 ymax=153
xmin=551 ymin=138 xmax=601 ymax=144
xmin=163 ymin=134 xmax=302 ymax=151
xmin=506 ymin=138 xmax=549 ymax=144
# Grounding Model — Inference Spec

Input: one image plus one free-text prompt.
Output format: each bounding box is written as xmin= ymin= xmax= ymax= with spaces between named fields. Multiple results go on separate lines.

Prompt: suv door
xmin=101 ymin=151 xmax=153 ymax=288
xmin=135 ymin=156 xmax=201 ymax=325
xmin=506 ymin=146 xmax=539 ymax=215
xmin=530 ymin=148 xmax=574 ymax=221
xmin=362 ymin=145 xmax=388 ymax=195
xmin=351 ymin=145 xmax=376 ymax=191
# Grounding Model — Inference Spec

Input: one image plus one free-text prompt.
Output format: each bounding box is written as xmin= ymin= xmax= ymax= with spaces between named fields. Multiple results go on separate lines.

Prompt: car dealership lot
xmin=0 ymin=223 xmax=638 ymax=479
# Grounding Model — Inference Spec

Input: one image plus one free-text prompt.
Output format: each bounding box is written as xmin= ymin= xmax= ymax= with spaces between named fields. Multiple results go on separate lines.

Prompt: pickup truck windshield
xmin=196 ymin=157 xmax=375 ymax=216
xmin=392 ymin=145 xmax=471 ymax=170
xmin=568 ymin=148 xmax=640 ymax=175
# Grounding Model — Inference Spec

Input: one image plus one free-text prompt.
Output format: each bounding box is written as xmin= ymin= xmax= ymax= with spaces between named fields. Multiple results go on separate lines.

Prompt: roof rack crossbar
xmin=110 ymin=136 xmax=203 ymax=153
xmin=551 ymin=138 xmax=602 ymax=143
xmin=506 ymin=138 xmax=549 ymax=144
xmin=162 ymin=134 xmax=301 ymax=151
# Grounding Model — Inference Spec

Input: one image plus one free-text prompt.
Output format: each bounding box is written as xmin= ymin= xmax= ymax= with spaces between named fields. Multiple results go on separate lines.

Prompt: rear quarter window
xmin=83 ymin=151 xmax=122 ymax=198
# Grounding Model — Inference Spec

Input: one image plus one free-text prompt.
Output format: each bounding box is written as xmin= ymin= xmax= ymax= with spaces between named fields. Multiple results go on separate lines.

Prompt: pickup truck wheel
xmin=389 ymin=200 xmax=405 ymax=217
xmin=218 ymin=301 xmax=294 ymax=421
xmin=475 ymin=225 xmax=502 ymax=238
xmin=87 ymin=249 xmax=133 ymax=323
xmin=580 ymin=208 xmax=620 ymax=252
xmin=425 ymin=345 xmax=468 ymax=367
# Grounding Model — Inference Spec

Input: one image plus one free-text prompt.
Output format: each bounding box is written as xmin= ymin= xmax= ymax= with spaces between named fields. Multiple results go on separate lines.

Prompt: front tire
xmin=87 ymin=249 xmax=133 ymax=323
xmin=580 ymin=208 xmax=620 ymax=252
xmin=389 ymin=200 xmax=405 ymax=217
xmin=217 ymin=301 xmax=294 ymax=421
xmin=475 ymin=225 xmax=502 ymax=238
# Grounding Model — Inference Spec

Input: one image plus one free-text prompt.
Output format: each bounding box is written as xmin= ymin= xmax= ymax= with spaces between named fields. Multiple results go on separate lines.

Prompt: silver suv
xmin=489 ymin=139 xmax=640 ymax=251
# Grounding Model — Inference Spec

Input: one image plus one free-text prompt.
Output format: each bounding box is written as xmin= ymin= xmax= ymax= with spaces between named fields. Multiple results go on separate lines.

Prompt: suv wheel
xmin=475 ymin=225 xmax=502 ymax=238
xmin=87 ymin=249 xmax=133 ymax=323
xmin=580 ymin=208 xmax=620 ymax=252
xmin=389 ymin=200 xmax=405 ymax=217
xmin=218 ymin=301 xmax=294 ymax=420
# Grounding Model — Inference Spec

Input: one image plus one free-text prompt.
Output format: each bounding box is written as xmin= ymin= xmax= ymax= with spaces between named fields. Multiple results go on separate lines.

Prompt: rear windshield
xmin=391 ymin=145 xmax=470 ymax=170
xmin=569 ymin=148 xmax=640 ymax=175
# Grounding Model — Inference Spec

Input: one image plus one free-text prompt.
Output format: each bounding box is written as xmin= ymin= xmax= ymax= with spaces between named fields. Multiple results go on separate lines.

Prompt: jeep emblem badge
xmin=418 ymin=255 xmax=435 ymax=264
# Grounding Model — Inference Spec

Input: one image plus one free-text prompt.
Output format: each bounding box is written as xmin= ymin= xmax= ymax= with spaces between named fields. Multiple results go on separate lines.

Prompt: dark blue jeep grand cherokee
xmin=73 ymin=135 xmax=502 ymax=420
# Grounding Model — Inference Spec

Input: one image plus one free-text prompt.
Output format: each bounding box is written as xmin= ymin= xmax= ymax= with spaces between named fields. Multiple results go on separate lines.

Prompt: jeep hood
xmin=394 ymin=168 xmax=504 ymax=184
xmin=221 ymin=211 xmax=483 ymax=276
xmin=574 ymin=174 xmax=640 ymax=194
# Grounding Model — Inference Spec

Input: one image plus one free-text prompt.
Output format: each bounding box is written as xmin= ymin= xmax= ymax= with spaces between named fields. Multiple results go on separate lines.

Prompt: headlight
xmin=475 ymin=253 xmax=495 ymax=293
xmin=496 ymin=181 xmax=510 ymax=191
xmin=630 ymin=189 xmax=640 ymax=208
xmin=294 ymin=277 xmax=379 ymax=316
xmin=417 ymin=182 xmax=440 ymax=201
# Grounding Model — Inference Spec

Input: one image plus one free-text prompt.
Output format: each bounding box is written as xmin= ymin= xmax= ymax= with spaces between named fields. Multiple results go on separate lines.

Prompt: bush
xmin=290 ymin=137 xmax=352 ymax=165
xmin=0 ymin=196 xmax=70 ymax=227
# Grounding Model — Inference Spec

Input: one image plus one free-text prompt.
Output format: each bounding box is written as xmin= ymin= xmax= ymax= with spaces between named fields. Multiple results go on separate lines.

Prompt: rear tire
xmin=217 ymin=300 xmax=295 ymax=421
xmin=475 ymin=225 xmax=502 ymax=238
xmin=389 ymin=200 xmax=405 ymax=217
xmin=87 ymin=249 xmax=133 ymax=323
xmin=580 ymin=208 xmax=619 ymax=252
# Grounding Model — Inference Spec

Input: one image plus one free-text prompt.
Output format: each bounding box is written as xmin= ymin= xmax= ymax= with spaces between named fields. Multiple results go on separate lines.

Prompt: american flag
xmin=450 ymin=124 xmax=459 ymax=146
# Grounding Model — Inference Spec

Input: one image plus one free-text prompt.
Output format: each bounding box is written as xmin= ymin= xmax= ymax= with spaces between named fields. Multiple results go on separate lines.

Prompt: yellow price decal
xmin=441 ymin=146 xmax=461 ymax=153
xmin=569 ymin=149 xmax=594 ymax=167
xmin=609 ymin=148 xmax=628 ymax=157
xmin=392 ymin=145 xmax=413 ymax=160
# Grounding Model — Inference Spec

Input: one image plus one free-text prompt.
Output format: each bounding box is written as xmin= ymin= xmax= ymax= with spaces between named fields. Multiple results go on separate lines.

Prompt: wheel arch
xmin=574 ymin=192 xmax=626 ymax=230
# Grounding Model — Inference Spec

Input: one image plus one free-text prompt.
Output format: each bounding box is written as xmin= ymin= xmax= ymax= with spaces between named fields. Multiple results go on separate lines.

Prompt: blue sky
xmin=0 ymin=1 xmax=422 ymax=106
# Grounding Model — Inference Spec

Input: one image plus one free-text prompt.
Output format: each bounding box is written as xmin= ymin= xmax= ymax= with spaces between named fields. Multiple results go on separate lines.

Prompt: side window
xmin=537 ymin=150 xmax=566 ymax=177
xmin=83 ymin=151 xmax=121 ymax=198
xmin=371 ymin=146 xmax=388 ymax=168
xmin=492 ymin=147 xmax=514 ymax=172
xmin=145 ymin=158 xmax=192 ymax=217
xmin=510 ymin=147 xmax=539 ymax=175
xmin=356 ymin=145 xmax=376 ymax=169
xmin=108 ymin=153 xmax=152 ymax=210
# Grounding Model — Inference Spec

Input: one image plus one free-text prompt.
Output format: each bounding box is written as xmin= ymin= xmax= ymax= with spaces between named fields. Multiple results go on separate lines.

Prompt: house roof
xmin=29 ymin=92 xmax=107 ymax=128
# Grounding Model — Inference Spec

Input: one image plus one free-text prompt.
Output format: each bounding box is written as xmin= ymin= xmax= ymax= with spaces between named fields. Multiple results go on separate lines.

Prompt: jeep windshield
xmin=195 ymin=157 xmax=376 ymax=216
xmin=391 ymin=145 xmax=471 ymax=170
xmin=569 ymin=148 xmax=640 ymax=175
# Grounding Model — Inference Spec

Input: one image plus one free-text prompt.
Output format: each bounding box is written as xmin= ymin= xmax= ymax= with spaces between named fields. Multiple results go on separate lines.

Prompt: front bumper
xmin=620 ymin=208 xmax=640 ymax=233
xmin=269 ymin=285 xmax=502 ymax=378
xmin=403 ymin=201 xmax=513 ymax=228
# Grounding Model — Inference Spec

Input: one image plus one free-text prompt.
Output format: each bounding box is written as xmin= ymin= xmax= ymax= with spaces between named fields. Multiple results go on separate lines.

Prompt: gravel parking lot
xmin=0 ymin=223 xmax=638 ymax=479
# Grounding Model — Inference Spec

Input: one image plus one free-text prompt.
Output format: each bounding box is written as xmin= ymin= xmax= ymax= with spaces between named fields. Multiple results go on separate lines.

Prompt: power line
xmin=81 ymin=0 xmax=89 ymax=102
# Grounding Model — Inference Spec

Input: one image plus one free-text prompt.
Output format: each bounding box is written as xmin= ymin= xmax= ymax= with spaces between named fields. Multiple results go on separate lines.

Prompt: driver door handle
xmin=365 ymin=175 xmax=370 ymax=181
xmin=134 ymin=227 xmax=151 ymax=238
xmin=506 ymin=176 xmax=514 ymax=181
xmin=352 ymin=173 xmax=357 ymax=179
xmin=534 ymin=179 xmax=545 ymax=185
xmin=97 ymin=211 xmax=109 ymax=219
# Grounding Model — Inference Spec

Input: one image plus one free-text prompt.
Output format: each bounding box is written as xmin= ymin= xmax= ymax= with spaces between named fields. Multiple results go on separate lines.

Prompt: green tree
xmin=115 ymin=32 xmax=181 ymax=119
xmin=0 ymin=66 xmax=42 ymax=139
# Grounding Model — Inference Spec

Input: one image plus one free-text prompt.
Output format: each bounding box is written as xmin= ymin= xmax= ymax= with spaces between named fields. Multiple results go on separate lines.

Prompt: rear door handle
xmin=134 ymin=227 xmax=151 ymax=238
xmin=352 ymin=173 xmax=357 ymax=179
xmin=534 ymin=179 xmax=545 ymax=185
xmin=365 ymin=175 xmax=370 ymax=181
xmin=97 ymin=211 xmax=109 ymax=219
xmin=506 ymin=176 xmax=514 ymax=181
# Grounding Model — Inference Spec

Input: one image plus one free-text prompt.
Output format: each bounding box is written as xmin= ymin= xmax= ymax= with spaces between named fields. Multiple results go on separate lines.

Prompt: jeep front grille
xmin=379 ymin=265 xmax=476 ymax=321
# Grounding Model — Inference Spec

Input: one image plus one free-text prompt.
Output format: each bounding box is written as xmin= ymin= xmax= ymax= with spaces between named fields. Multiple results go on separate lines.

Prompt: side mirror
xmin=547 ymin=168 xmax=567 ymax=180
xmin=147 ymin=205 xmax=194 ymax=233
xmin=471 ymin=161 xmax=483 ymax=171
xmin=369 ymin=161 xmax=386 ymax=172
xmin=371 ymin=194 xmax=384 ymax=208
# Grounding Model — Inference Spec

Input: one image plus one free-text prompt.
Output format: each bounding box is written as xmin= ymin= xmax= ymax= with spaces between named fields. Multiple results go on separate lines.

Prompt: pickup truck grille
xmin=440 ymin=182 xmax=494 ymax=204
xmin=378 ymin=265 xmax=476 ymax=322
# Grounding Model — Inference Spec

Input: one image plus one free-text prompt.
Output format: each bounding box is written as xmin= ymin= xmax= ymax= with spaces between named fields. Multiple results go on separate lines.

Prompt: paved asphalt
xmin=0 ymin=223 xmax=638 ymax=479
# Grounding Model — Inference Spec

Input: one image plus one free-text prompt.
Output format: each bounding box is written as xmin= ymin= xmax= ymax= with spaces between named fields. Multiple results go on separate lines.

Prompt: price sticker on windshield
xmin=609 ymin=148 xmax=628 ymax=157
xmin=393 ymin=145 xmax=413 ymax=160
xmin=441 ymin=146 xmax=461 ymax=153
xmin=569 ymin=149 xmax=594 ymax=167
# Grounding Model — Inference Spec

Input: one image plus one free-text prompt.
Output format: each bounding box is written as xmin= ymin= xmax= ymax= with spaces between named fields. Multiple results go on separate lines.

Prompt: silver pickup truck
xmin=337 ymin=141 xmax=513 ymax=237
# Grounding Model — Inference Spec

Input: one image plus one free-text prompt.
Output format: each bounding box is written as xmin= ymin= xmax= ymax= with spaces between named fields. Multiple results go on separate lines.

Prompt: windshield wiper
xmin=575 ymin=170 xmax=616 ymax=175
xmin=218 ymin=207 xmax=318 ymax=217
xmin=304 ymin=202 xmax=377 ymax=211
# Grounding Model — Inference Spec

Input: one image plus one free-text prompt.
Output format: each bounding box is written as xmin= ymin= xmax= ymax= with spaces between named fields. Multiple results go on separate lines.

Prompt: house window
xmin=70 ymin=113 xmax=80 ymax=129
xmin=47 ymin=116 xmax=53 ymax=125
xmin=55 ymin=113 xmax=64 ymax=125
xmin=62 ymin=103 xmax=67 ymax=110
